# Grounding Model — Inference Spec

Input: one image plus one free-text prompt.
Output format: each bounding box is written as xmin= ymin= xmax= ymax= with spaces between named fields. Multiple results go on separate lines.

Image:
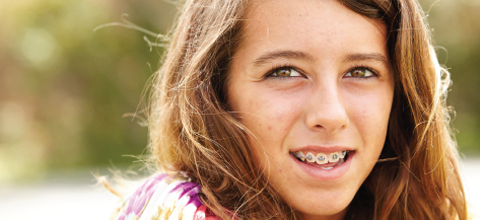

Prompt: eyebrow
xmin=251 ymin=50 xmax=389 ymax=68
xmin=252 ymin=50 xmax=315 ymax=67
xmin=342 ymin=53 xmax=388 ymax=66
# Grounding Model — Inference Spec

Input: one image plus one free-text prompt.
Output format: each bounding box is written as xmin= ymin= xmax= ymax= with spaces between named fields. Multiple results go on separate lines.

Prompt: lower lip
xmin=290 ymin=151 xmax=354 ymax=181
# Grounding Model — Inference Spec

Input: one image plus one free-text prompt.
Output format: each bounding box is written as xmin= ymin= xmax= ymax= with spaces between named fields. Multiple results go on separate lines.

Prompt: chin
xmin=267 ymin=150 xmax=370 ymax=220
xmin=292 ymin=200 xmax=350 ymax=220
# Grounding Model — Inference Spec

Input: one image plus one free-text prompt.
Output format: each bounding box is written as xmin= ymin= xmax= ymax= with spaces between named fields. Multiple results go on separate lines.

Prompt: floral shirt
xmin=113 ymin=174 xmax=217 ymax=220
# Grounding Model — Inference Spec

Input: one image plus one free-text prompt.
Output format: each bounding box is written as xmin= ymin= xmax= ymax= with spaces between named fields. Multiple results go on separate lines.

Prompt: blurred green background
xmin=0 ymin=0 xmax=478 ymax=184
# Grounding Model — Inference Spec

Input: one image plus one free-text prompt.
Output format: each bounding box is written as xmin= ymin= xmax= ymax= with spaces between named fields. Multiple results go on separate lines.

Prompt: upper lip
xmin=290 ymin=145 xmax=354 ymax=154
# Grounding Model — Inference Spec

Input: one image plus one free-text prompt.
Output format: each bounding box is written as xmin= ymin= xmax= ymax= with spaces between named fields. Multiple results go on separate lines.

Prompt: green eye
xmin=272 ymin=67 xmax=301 ymax=77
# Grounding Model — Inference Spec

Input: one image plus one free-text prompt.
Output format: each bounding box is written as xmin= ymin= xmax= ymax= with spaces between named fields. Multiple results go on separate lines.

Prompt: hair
xmin=147 ymin=0 xmax=467 ymax=219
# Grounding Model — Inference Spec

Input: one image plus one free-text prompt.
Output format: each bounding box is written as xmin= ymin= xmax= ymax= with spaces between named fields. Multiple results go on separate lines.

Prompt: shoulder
xmin=113 ymin=173 xmax=218 ymax=220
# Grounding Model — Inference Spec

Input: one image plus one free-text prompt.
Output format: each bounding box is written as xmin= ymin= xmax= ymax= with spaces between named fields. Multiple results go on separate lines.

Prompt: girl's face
xmin=227 ymin=0 xmax=394 ymax=219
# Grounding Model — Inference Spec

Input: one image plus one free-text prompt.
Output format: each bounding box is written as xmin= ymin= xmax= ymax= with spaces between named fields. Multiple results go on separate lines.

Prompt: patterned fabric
xmin=113 ymin=174 xmax=218 ymax=220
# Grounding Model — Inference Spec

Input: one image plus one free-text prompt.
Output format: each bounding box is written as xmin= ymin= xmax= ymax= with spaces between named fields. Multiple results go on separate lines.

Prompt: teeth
xmin=306 ymin=152 xmax=316 ymax=163
xmin=293 ymin=150 xmax=348 ymax=163
xmin=316 ymin=153 xmax=327 ymax=164
xmin=329 ymin=153 xmax=339 ymax=162
xmin=295 ymin=151 xmax=306 ymax=161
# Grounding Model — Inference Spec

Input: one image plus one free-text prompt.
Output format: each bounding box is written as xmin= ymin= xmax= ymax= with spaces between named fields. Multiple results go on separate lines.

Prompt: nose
xmin=305 ymin=83 xmax=349 ymax=134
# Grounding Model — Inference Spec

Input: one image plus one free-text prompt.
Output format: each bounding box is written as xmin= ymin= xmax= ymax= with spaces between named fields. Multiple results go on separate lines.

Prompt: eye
xmin=344 ymin=67 xmax=376 ymax=78
xmin=269 ymin=67 xmax=302 ymax=77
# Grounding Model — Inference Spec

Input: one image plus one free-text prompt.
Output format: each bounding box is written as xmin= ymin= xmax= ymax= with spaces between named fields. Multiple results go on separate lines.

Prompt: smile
xmin=291 ymin=150 xmax=351 ymax=170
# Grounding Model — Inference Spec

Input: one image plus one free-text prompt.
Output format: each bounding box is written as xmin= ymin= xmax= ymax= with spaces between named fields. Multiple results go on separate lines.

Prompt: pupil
xmin=353 ymin=69 xmax=365 ymax=77
xmin=277 ymin=68 xmax=290 ymax=76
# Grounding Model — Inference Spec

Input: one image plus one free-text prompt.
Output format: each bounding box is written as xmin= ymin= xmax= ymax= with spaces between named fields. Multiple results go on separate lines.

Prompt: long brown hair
xmin=147 ymin=0 xmax=467 ymax=219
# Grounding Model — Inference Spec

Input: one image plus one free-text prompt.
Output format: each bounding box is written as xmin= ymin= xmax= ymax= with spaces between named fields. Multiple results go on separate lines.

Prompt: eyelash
xmin=265 ymin=64 xmax=378 ymax=79
xmin=345 ymin=65 xmax=379 ymax=79
xmin=265 ymin=64 xmax=303 ymax=80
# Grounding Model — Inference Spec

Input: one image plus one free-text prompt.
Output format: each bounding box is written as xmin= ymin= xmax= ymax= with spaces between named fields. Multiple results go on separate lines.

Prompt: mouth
xmin=290 ymin=150 xmax=353 ymax=170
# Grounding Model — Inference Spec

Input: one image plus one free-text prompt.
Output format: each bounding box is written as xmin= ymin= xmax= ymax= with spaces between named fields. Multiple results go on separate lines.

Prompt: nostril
xmin=305 ymin=107 xmax=349 ymax=133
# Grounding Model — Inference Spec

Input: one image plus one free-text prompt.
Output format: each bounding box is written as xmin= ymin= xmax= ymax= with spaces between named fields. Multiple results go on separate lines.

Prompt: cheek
xmin=231 ymin=91 xmax=304 ymax=170
xmin=229 ymin=85 xmax=307 ymax=152
xmin=347 ymin=91 xmax=392 ymax=146
xmin=244 ymin=93 xmax=304 ymax=140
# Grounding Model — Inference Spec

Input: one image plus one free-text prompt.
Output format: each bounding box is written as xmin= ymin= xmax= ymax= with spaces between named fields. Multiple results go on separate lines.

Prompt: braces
xmin=294 ymin=151 xmax=348 ymax=164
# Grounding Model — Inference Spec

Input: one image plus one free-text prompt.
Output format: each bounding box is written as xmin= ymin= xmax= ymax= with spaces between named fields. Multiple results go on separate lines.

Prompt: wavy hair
xmin=147 ymin=0 xmax=467 ymax=219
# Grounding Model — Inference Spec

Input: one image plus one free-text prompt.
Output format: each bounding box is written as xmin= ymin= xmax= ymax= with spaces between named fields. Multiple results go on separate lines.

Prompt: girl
xmin=112 ymin=0 xmax=467 ymax=219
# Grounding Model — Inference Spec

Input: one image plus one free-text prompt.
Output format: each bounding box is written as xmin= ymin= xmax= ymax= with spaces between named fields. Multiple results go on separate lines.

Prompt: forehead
xmin=236 ymin=0 xmax=388 ymax=64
